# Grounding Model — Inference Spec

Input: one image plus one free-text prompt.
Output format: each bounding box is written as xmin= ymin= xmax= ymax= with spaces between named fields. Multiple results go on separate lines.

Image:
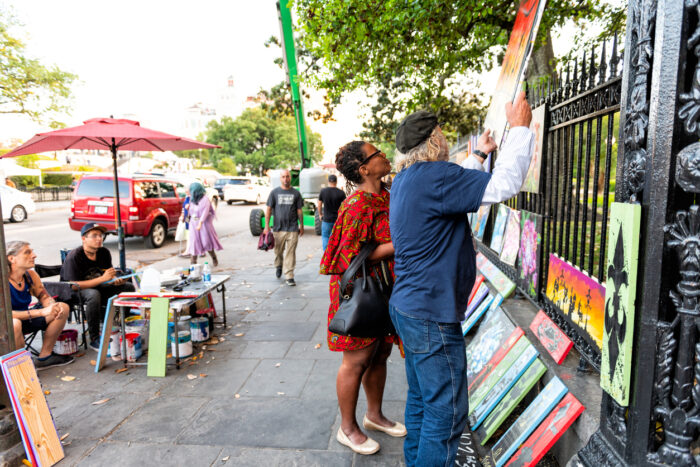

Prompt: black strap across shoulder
xmin=339 ymin=242 xmax=378 ymax=295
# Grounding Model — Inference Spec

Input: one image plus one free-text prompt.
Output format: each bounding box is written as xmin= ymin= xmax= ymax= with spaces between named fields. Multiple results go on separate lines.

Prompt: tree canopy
xmin=204 ymin=107 xmax=323 ymax=176
xmin=289 ymin=0 xmax=625 ymax=142
xmin=0 ymin=10 xmax=76 ymax=124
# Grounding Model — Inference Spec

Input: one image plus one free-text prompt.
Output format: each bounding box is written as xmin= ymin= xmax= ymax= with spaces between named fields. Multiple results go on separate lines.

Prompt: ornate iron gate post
xmin=579 ymin=0 xmax=700 ymax=464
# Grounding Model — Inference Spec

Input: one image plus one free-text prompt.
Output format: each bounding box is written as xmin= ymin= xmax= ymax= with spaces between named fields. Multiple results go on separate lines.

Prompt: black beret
xmin=395 ymin=110 xmax=439 ymax=153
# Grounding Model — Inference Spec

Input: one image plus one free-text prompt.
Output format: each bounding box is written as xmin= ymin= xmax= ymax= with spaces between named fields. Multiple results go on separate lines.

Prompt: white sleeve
xmin=480 ymin=127 xmax=535 ymax=206
xmin=460 ymin=155 xmax=487 ymax=172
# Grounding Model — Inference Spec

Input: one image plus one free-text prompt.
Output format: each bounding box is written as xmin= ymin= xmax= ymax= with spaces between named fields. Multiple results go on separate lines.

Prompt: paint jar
xmin=125 ymin=319 xmax=149 ymax=351
xmin=120 ymin=332 xmax=142 ymax=362
xmin=190 ymin=317 xmax=209 ymax=343
xmin=53 ymin=329 xmax=78 ymax=355
xmin=108 ymin=328 xmax=121 ymax=359
xmin=170 ymin=331 xmax=192 ymax=358
xmin=177 ymin=315 xmax=191 ymax=333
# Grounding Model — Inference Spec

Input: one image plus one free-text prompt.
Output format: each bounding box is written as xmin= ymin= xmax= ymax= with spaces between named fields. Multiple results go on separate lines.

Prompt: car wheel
xmin=226 ymin=200 xmax=234 ymax=205
xmin=256 ymin=194 xmax=261 ymax=205
xmin=10 ymin=205 xmax=27 ymax=223
xmin=145 ymin=219 xmax=167 ymax=248
xmin=249 ymin=209 xmax=264 ymax=236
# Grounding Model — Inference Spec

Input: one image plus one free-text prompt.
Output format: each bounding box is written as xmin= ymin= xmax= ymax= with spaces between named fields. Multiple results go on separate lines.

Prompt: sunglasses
xmin=360 ymin=149 xmax=385 ymax=166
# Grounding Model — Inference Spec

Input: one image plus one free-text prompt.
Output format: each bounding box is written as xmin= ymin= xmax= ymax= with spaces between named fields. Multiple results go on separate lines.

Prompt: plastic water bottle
xmin=202 ymin=262 xmax=212 ymax=284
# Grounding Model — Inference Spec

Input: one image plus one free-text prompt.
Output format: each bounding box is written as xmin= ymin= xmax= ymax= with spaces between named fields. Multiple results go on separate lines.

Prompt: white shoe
xmin=336 ymin=427 xmax=380 ymax=455
xmin=363 ymin=415 xmax=407 ymax=437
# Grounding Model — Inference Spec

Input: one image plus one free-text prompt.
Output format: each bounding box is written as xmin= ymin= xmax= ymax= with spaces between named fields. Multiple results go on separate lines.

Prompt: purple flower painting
xmin=518 ymin=211 xmax=542 ymax=298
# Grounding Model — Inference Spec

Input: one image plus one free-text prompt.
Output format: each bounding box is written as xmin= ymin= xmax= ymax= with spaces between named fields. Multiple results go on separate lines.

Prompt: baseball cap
xmin=81 ymin=223 xmax=107 ymax=237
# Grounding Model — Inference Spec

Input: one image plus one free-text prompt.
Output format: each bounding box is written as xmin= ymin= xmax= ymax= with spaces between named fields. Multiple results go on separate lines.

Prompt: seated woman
xmin=7 ymin=240 xmax=74 ymax=370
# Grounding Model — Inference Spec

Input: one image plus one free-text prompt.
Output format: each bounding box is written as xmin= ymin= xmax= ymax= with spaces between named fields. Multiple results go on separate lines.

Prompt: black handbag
xmin=328 ymin=242 xmax=395 ymax=337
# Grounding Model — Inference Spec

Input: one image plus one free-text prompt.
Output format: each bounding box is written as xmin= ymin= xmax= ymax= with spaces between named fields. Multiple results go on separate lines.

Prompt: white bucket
xmin=190 ymin=317 xmax=209 ymax=343
xmin=170 ymin=331 xmax=192 ymax=358
xmin=108 ymin=328 xmax=121 ymax=358
xmin=125 ymin=319 xmax=149 ymax=351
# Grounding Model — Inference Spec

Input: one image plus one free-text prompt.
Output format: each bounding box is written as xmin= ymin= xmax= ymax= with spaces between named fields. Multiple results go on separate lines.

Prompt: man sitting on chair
xmin=7 ymin=240 xmax=75 ymax=370
xmin=60 ymin=223 xmax=135 ymax=351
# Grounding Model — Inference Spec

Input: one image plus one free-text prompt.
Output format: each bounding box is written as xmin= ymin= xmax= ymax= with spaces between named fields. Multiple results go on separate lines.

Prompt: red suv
xmin=69 ymin=174 xmax=186 ymax=248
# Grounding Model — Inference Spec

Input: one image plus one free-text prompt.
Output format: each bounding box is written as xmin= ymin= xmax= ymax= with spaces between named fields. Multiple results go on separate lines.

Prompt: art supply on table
xmin=120 ymin=333 xmax=143 ymax=362
xmin=202 ymin=261 xmax=212 ymax=283
xmin=189 ymin=263 xmax=202 ymax=280
xmin=140 ymin=267 xmax=161 ymax=293
xmin=1 ymin=350 xmax=65 ymax=466
xmin=53 ymin=329 xmax=78 ymax=355
xmin=190 ymin=316 xmax=210 ymax=342
xmin=171 ymin=330 xmax=193 ymax=358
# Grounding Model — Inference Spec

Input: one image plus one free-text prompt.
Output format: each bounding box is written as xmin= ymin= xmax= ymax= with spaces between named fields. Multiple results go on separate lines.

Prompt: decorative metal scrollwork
xmin=621 ymin=0 xmax=656 ymax=201
xmin=649 ymin=206 xmax=700 ymax=464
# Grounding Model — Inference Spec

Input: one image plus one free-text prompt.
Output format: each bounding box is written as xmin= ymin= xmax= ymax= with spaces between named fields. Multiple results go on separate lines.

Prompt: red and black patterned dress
xmin=320 ymin=188 xmax=400 ymax=352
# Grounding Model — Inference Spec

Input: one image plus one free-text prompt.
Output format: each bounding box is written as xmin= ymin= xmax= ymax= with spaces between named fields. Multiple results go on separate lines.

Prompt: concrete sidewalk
xmin=39 ymin=246 xmax=409 ymax=466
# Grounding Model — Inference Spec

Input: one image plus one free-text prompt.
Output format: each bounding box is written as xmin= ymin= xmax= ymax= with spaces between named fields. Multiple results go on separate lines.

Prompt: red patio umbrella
xmin=3 ymin=118 xmax=220 ymax=270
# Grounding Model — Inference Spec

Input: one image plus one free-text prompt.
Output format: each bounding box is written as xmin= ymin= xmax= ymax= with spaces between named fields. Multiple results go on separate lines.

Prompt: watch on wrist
xmin=472 ymin=149 xmax=488 ymax=159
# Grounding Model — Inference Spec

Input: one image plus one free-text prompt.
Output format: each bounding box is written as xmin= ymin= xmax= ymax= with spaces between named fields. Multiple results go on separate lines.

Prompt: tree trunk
xmin=525 ymin=31 xmax=557 ymax=85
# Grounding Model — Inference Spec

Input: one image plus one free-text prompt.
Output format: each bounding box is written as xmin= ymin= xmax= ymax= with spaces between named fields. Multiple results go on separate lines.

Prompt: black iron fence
xmin=452 ymin=35 xmax=623 ymax=369
xmin=17 ymin=186 xmax=73 ymax=202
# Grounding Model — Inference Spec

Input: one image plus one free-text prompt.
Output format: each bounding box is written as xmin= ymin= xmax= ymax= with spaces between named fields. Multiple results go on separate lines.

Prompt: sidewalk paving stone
xmin=240 ymin=340 xmax=292 ymax=359
xmin=242 ymin=321 xmax=318 ymax=341
xmin=81 ymin=442 xmax=223 ymax=466
xmin=239 ymin=358 xmax=315 ymax=397
xmin=213 ymin=447 xmax=353 ymax=467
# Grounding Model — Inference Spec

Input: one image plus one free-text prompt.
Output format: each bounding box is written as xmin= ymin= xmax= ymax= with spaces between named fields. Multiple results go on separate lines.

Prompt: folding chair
xmin=34 ymin=263 xmax=89 ymax=350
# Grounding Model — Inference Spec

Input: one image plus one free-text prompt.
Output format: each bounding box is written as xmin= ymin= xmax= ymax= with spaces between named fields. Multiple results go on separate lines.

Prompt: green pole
xmin=277 ymin=1 xmax=309 ymax=169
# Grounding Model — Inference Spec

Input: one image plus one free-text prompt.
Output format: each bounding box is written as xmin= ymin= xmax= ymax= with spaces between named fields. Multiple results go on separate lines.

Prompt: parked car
xmin=69 ymin=174 xmax=186 ymax=248
xmin=0 ymin=185 xmax=36 ymax=223
xmin=223 ymin=177 xmax=271 ymax=205
xmin=214 ymin=177 xmax=237 ymax=198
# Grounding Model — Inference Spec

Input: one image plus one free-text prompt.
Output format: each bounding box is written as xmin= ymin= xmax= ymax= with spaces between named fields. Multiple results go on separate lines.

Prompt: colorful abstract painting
xmin=473 ymin=205 xmax=491 ymax=241
xmin=466 ymin=308 xmax=516 ymax=384
xmin=529 ymin=310 xmax=573 ymax=364
xmin=491 ymin=377 xmax=568 ymax=467
xmin=500 ymin=209 xmax=522 ymax=266
xmin=521 ymin=105 xmax=546 ymax=193
xmin=490 ymin=204 xmax=511 ymax=254
xmin=600 ymin=203 xmax=641 ymax=406
xmin=482 ymin=0 xmax=547 ymax=148
xmin=545 ymin=254 xmax=605 ymax=349
xmin=505 ymin=393 xmax=585 ymax=467
xmin=469 ymin=327 xmax=525 ymax=392
xmin=518 ymin=211 xmax=542 ymax=298
xmin=477 ymin=252 xmax=517 ymax=298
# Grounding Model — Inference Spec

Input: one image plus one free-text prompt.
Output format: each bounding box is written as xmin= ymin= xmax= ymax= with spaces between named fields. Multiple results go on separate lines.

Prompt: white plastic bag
xmin=175 ymin=220 xmax=188 ymax=241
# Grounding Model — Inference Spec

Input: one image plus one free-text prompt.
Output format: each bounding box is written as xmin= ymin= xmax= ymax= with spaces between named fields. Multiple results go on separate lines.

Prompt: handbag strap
xmin=339 ymin=242 xmax=378 ymax=297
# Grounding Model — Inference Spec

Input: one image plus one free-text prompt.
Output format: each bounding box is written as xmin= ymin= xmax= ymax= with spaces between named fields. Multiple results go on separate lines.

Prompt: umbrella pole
xmin=111 ymin=141 xmax=126 ymax=271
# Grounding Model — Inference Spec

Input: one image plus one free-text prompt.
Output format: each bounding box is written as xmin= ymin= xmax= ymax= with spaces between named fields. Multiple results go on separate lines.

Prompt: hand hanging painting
xmin=600 ymin=202 xmax=641 ymax=406
xmin=545 ymin=254 xmax=605 ymax=350
xmin=500 ymin=209 xmax=522 ymax=266
xmin=518 ymin=211 xmax=542 ymax=298
xmin=482 ymin=0 xmax=547 ymax=148
xmin=491 ymin=204 xmax=511 ymax=254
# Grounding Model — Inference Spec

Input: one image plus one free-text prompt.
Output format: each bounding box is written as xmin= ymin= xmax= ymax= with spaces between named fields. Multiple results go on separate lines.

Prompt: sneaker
xmin=34 ymin=353 xmax=75 ymax=371
xmin=286 ymin=278 xmax=296 ymax=286
xmin=89 ymin=339 xmax=101 ymax=352
xmin=276 ymin=267 xmax=282 ymax=279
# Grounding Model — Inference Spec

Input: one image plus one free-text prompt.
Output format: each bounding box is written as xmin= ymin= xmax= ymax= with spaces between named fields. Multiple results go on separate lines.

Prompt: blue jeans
xmin=389 ymin=305 xmax=469 ymax=467
xmin=321 ymin=221 xmax=334 ymax=251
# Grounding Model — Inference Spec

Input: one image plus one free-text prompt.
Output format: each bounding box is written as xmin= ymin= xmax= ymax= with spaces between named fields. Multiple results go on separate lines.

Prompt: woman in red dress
xmin=320 ymin=141 xmax=406 ymax=455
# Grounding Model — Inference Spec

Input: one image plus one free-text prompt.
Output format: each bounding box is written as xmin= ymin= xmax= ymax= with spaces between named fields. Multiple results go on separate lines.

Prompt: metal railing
xmin=18 ymin=186 xmax=73 ymax=202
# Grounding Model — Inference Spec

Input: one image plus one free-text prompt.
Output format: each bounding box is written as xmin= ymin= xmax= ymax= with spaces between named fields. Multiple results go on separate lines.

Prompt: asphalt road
xmin=1 ymin=202 xmax=306 ymax=270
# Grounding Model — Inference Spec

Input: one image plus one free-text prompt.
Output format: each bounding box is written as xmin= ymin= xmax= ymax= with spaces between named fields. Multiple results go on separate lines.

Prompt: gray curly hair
xmin=394 ymin=126 xmax=449 ymax=172
xmin=6 ymin=240 xmax=29 ymax=257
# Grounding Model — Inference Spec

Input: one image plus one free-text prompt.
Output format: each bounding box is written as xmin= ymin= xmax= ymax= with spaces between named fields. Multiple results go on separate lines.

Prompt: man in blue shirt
xmin=389 ymin=91 xmax=534 ymax=467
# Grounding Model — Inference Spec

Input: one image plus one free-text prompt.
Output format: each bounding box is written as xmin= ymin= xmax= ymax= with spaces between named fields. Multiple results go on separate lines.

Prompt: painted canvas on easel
xmin=491 ymin=204 xmax=511 ymax=254
xmin=482 ymin=0 xmax=547 ymax=148
xmin=545 ymin=254 xmax=605 ymax=350
xmin=518 ymin=211 xmax=542 ymax=298
xmin=500 ymin=209 xmax=521 ymax=266
xmin=521 ymin=105 xmax=546 ymax=193
xmin=600 ymin=202 xmax=641 ymax=406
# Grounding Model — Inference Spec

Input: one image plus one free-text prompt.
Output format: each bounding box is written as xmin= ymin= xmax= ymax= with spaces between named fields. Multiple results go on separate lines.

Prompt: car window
xmin=76 ymin=179 xmax=129 ymax=198
xmin=135 ymin=181 xmax=159 ymax=199
xmin=230 ymin=179 xmax=250 ymax=185
xmin=175 ymin=183 xmax=186 ymax=198
xmin=159 ymin=182 xmax=176 ymax=198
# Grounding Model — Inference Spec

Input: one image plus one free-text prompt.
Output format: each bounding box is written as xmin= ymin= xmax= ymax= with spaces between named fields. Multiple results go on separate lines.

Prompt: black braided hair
xmin=335 ymin=141 xmax=366 ymax=189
